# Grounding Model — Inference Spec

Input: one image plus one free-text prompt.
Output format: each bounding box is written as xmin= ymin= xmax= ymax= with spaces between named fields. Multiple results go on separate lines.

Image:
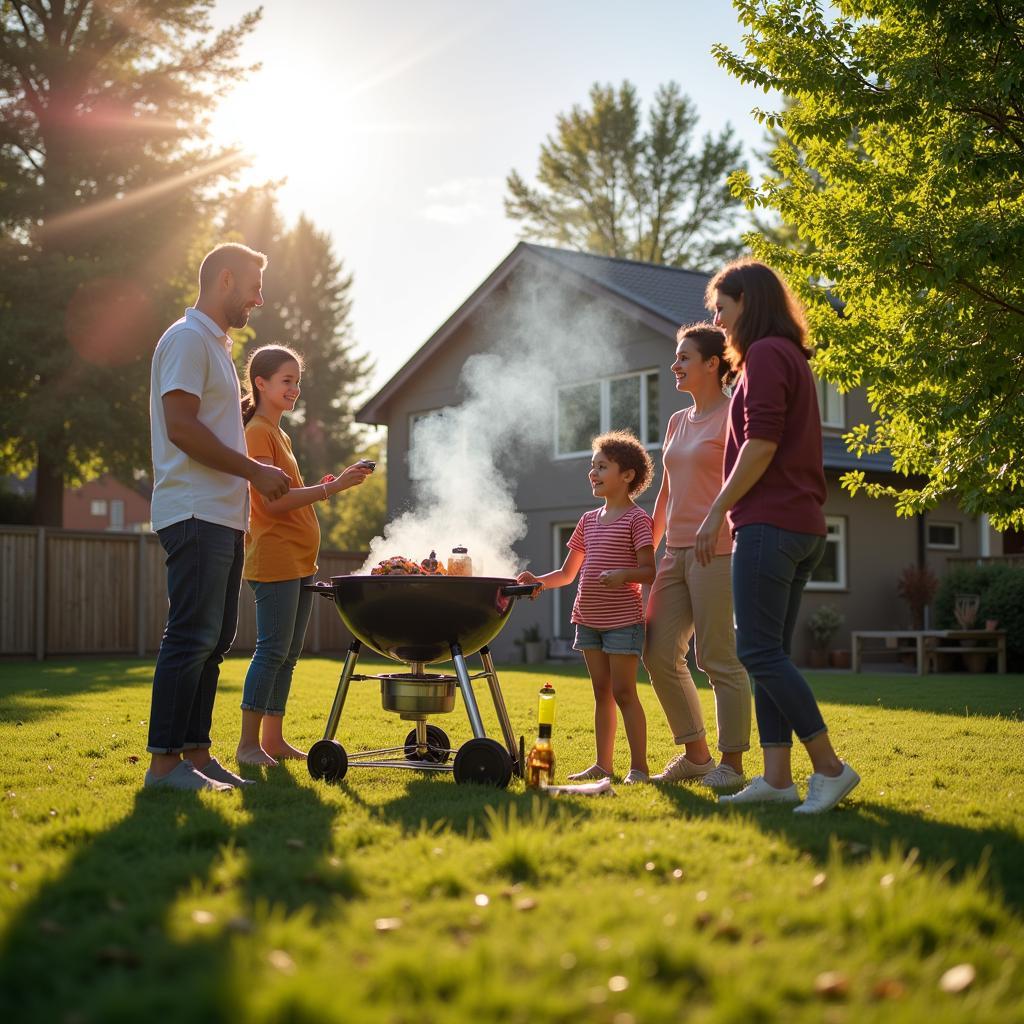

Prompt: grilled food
xmin=370 ymin=555 xmax=447 ymax=576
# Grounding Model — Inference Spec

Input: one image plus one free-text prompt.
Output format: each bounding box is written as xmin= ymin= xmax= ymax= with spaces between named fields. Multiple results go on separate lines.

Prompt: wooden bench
xmin=851 ymin=630 xmax=1007 ymax=675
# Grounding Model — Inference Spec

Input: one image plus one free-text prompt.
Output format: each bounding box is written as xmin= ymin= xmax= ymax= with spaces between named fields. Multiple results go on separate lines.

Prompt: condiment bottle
xmin=421 ymin=549 xmax=439 ymax=573
xmin=525 ymin=683 xmax=556 ymax=788
xmin=447 ymin=545 xmax=472 ymax=576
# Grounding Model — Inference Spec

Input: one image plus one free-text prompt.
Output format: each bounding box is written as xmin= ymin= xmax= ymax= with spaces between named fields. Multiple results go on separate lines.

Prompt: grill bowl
xmin=315 ymin=575 xmax=535 ymax=665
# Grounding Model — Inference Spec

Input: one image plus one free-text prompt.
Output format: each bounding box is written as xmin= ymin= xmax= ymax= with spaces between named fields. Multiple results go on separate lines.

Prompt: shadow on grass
xmin=0 ymin=658 xmax=153 ymax=723
xmin=655 ymin=783 xmax=1024 ymax=911
xmin=0 ymin=766 xmax=349 ymax=1020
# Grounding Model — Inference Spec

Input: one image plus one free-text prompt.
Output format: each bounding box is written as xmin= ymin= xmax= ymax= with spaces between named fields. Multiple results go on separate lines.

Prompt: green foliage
xmin=806 ymin=603 xmax=843 ymax=649
xmin=320 ymin=443 xmax=387 ymax=552
xmin=224 ymin=189 xmax=374 ymax=482
xmin=506 ymin=81 xmax=747 ymax=269
xmin=935 ymin=564 xmax=1024 ymax=669
xmin=1 ymin=658 xmax=1023 ymax=1020
xmin=715 ymin=1 xmax=1024 ymax=529
xmin=0 ymin=0 xmax=261 ymax=525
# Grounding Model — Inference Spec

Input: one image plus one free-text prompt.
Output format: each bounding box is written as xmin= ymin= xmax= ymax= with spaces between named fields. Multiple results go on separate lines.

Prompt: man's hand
xmin=598 ymin=569 xmax=628 ymax=588
xmin=250 ymin=461 xmax=290 ymax=501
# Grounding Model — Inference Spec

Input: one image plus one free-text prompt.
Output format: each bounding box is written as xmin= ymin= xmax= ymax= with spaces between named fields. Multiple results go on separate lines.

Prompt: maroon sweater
xmin=725 ymin=336 xmax=827 ymax=536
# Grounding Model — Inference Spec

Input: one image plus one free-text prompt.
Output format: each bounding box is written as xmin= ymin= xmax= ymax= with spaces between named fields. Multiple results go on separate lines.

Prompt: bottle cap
xmin=452 ymin=545 xmax=467 ymax=554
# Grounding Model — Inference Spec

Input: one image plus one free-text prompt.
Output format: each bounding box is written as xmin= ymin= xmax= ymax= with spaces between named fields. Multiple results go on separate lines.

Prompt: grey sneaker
xmin=700 ymin=763 xmax=745 ymax=792
xmin=196 ymin=757 xmax=256 ymax=788
xmin=718 ymin=775 xmax=799 ymax=805
xmin=144 ymin=760 xmax=232 ymax=792
xmin=622 ymin=769 xmax=650 ymax=785
xmin=794 ymin=763 xmax=860 ymax=814
xmin=568 ymin=764 xmax=611 ymax=782
xmin=652 ymin=753 xmax=714 ymax=783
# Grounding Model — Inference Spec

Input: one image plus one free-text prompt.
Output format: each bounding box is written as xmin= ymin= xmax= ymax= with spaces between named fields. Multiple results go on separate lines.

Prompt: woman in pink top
xmin=644 ymin=324 xmax=752 ymax=792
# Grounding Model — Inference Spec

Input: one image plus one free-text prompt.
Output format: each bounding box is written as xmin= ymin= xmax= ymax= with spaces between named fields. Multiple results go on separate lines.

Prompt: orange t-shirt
xmin=663 ymin=403 xmax=733 ymax=555
xmin=243 ymin=415 xmax=320 ymax=582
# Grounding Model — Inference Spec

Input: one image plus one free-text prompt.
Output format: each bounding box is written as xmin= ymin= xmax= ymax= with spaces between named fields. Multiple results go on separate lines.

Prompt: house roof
xmin=357 ymin=242 xmax=711 ymax=424
xmin=356 ymin=241 xmax=894 ymax=474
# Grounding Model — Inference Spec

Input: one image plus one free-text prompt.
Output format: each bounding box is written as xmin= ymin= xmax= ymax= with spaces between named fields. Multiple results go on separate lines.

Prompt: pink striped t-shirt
xmin=568 ymin=505 xmax=654 ymax=629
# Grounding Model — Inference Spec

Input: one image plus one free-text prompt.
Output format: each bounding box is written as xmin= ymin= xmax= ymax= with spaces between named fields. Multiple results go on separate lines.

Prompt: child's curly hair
xmin=592 ymin=430 xmax=654 ymax=497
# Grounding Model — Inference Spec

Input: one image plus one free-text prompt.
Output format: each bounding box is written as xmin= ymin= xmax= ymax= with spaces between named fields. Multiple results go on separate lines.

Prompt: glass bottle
xmin=447 ymin=545 xmax=472 ymax=576
xmin=525 ymin=683 xmax=556 ymax=788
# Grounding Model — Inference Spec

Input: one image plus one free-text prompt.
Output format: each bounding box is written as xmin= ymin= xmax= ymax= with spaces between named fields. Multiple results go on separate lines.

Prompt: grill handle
xmin=499 ymin=583 xmax=540 ymax=597
xmin=304 ymin=581 xmax=337 ymax=599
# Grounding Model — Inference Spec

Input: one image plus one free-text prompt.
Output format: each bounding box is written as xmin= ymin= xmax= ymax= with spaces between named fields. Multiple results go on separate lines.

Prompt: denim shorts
xmin=573 ymin=622 xmax=645 ymax=658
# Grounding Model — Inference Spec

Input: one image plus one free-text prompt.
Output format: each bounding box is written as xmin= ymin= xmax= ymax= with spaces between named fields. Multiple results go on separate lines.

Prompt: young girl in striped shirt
xmin=517 ymin=431 xmax=656 ymax=783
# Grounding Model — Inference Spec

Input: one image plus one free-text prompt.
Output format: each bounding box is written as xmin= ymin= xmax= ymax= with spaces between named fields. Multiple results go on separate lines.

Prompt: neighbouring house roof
xmin=358 ymin=241 xmax=894 ymax=474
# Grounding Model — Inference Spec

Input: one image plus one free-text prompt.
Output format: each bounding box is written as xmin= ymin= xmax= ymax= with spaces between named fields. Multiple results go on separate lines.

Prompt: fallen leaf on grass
xmin=712 ymin=922 xmax=742 ymax=943
xmin=374 ymin=917 xmax=402 ymax=932
xmin=96 ymin=945 xmax=141 ymax=968
xmin=267 ymin=950 xmax=295 ymax=973
xmin=814 ymin=971 xmax=849 ymax=999
xmin=871 ymin=978 xmax=907 ymax=1001
xmin=126 ymin=755 xmax=140 ymax=764
xmin=515 ymin=897 xmax=538 ymax=912
xmin=191 ymin=909 xmax=215 ymax=925
xmin=939 ymin=963 xmax=976 ymax=993
xmin=812 ymin=872 xmax=828 ymax=890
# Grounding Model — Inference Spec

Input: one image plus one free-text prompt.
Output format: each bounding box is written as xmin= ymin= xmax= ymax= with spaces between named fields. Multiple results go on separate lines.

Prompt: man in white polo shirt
xmin=145 ymin=243 xmax=291 ymax=791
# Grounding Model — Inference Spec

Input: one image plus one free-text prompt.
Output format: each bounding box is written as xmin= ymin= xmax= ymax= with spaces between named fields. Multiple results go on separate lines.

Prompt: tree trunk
xmin=33 ymin=447 xmax=65 ymax=527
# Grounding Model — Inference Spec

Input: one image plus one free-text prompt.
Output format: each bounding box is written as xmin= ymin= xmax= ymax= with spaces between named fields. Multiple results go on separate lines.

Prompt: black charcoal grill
xmin=304 ymin=574 xmax=537 ymax=788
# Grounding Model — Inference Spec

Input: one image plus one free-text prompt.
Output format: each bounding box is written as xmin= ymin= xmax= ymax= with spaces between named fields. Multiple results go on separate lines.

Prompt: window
xmin=555 ymin=370 xmax=660 ymax=457
xmin=109 ymin=499 xmax=124 ymax=530
xmin=807 ymin=516 xmax=847 ymax=590
xmin=90 ymin=499 xmax=108 ymax=516
xmin=927 ymin=521 xmax=960 ymax=551
xmin=408 ymin=407 xmax=453 ymax=480
xmin=816 ymin=378 xmax=844 ymax=428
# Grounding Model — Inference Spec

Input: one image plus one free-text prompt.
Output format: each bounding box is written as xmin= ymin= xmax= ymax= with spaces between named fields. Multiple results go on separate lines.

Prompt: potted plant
xmin=807 ymin=604 xmax=843 ymax=668
xmin=896 ymin=564 xmax=939 ymax=629
xmin=517 ymin=623 xmax=546 ymax=664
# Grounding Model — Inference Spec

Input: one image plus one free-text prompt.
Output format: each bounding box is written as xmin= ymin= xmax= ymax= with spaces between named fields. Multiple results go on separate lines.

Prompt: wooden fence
xmin=0 ymin=525 xmax=365 ymax=660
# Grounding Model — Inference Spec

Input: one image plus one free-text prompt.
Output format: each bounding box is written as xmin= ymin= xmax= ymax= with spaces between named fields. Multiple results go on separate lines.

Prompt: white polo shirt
xmin=149 ymin=307 xmax=249 ymax=533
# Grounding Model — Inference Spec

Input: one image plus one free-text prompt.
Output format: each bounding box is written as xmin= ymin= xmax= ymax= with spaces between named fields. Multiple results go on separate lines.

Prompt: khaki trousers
xmin=643 ymin=547 xmax=752 ymax=752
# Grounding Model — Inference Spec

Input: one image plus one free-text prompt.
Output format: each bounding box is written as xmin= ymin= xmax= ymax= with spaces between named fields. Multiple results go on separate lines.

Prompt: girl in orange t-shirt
xmin=236 ymin=345 xmax=372 ymax=766
xmin=643 ymin=324 xmax=752 ymax=792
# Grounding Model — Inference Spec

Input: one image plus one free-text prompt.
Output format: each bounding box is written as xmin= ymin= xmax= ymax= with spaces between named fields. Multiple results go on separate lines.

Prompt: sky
xmin=207 ymin=0 xmax=774 ymax=396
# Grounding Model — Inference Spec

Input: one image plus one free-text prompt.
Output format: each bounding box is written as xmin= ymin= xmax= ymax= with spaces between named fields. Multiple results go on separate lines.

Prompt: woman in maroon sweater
xmin=694 ymin=259 xmax=859 ymax=814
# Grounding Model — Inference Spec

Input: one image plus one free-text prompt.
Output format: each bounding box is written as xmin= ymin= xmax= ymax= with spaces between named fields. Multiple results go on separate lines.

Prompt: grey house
xmin=358 ymin=242 xmax=1003 ymax=664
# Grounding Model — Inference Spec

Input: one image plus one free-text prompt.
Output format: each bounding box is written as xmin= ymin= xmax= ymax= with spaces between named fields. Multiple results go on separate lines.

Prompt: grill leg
xmin=451 ymin=643 xmax=486 ymax=739
xmin=479 ymin=645 xmax=519 ymax=764
xmin=323 ymin=640 xmax=361 ymax=741
xmin=415 ymin=719 xmax=429 ymax=757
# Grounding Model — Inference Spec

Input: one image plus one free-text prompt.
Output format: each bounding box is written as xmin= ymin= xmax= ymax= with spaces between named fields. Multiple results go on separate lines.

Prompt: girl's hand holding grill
xmin=516 ymin=571 xmax=544 ymax=597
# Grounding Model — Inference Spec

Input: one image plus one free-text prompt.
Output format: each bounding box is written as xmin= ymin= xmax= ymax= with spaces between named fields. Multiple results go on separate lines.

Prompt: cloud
xmin=421 ymin=176 xmax=504 ymax=226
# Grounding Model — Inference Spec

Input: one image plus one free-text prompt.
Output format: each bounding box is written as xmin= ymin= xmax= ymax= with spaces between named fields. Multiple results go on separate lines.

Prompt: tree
xmin=715 ymin=0 xmax=1024 ymax=529
xmin=506 ymin=81 xmax=746 ymax=269
xmin=0 ymin=0 xmax=259 ymax=525
xmin=223 ymin=188 xmax=373 ymax=484
xmin=320 ymin=442 xmax=387 ymax=552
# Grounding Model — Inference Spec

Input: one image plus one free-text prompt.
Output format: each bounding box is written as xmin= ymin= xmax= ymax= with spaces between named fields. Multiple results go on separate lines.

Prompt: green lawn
xmin=1 ymin=656 xmax=1023 ymax=1023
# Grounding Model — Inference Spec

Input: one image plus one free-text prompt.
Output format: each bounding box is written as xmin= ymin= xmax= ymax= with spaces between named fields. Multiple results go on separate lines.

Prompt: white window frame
xmin=815 ymin=377 xmax=845 ymax=429
xmin=927 ymin=521 xmax=961 ymax=551
xmin=554 ymin=369 xmax=660 ymax=459
xmin=551 ymin=522 xmax=577 ymax=638
xmin=806 ymin=515 xmax=847 ymax=591
xmin=90 ymin=499 xmax=108 ymax=516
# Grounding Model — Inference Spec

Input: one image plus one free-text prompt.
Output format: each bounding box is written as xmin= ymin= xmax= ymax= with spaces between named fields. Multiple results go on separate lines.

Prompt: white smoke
xmin=360 ymin=265 xmax=630 ymax=577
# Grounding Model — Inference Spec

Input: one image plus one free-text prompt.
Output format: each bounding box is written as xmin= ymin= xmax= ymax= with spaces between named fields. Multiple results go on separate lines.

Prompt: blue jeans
xmin=732 ymin=524 xmax=828 ymax=747
xmin=240 ymin=576 xmax=314 ymax=716
xmin=147 ymin=518 xmax=244 ymax=754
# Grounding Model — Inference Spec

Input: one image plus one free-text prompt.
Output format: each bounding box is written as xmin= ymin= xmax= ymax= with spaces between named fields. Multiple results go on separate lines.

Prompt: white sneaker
xmin=718 ymin=775 xmax=799 ymax=805
xmin=622 ymin=769 xmax=650 ymax=785
xmin=700 ymin=763 xmax=745 ymax=792
xmin=794 ymin=763 xmax=860 ymax=814
xmin=567 ymin=764 xmax=611 ymax=782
